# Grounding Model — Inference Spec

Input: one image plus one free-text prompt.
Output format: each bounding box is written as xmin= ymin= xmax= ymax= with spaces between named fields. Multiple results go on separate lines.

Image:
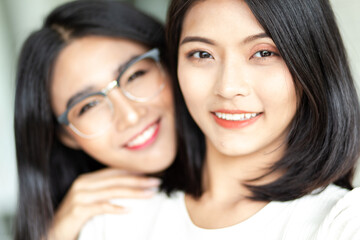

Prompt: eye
xmin=189 ymin=51 xmax=214 ymax=59
xmin=252 ymin=50 xmax=277 ymax=58
xmin=127 ymin=70 xmax=147 ymax=82
xmin=78 ymin=99 xmax=101 ymax=116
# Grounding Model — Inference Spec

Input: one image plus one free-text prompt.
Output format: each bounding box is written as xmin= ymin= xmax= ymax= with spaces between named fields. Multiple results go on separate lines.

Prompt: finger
xmin=74 ymin=202 xmax=130 ymax=221
xmin=72 ymin=187 xmax=157 ymax=204
xmin=72 ymin=175 xmax=161 ymax=191
xmin=87 ymin=168 xmax=149 ymax=178
xmin=83 ymin=175 xmax=162 ymax=190
xmin=77 ymin=168 xmax=132 ymax=182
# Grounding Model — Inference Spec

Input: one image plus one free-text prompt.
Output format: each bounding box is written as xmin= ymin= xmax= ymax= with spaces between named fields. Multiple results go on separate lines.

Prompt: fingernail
xmin=148 ymin=178 xmax=162 ymax=185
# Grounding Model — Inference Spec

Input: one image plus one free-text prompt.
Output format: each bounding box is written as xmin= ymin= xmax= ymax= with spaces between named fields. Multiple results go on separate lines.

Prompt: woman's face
xmin=177 ymin=0 xmax=297 ymax=157
xmin=51 ymin=36 xmax=176 ymax=173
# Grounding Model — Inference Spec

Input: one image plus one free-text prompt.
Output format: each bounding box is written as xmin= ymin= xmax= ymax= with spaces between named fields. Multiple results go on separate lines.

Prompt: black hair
xmin=166 ymin=0 xmax=360 ymax=200
xmin=14 ymin=1 xmax=187 ymax=239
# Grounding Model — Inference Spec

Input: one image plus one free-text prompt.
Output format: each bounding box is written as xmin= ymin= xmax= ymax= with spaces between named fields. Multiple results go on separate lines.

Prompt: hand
xmin=47 ymin=168 xmax=161 ymax=240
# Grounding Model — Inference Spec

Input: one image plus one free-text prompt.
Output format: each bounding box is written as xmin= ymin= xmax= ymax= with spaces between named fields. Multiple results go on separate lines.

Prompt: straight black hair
xmin=166 ymin=0 xmax=360 ymax=200
xmin=14 ymin=1 xmax=188 ymax=239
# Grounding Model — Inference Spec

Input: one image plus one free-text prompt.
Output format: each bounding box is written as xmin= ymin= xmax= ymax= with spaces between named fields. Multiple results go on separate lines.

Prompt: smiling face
xmin=177 ymin=0 xmax=297 ymax=157
xmin=51 ymin=36 xmax=176 ymax=173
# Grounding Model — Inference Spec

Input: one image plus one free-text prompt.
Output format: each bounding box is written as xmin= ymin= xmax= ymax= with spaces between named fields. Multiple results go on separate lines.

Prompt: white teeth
xmin=127 ymin=124 xmax=157 ymax=147
xmin=215 ymin=112 xmax=259 ymax=121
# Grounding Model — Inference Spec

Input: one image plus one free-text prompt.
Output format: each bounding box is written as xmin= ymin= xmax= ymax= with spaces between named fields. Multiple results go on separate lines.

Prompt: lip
xmin=212 ymin=109 xmax=262 ymax=129
xmin=124 ymin=118 xmax=161 ymax=151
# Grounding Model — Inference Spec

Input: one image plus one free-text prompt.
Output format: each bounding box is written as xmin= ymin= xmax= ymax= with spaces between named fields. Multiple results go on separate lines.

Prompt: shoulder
xmin=281 ymin=184 xmax=348 ymax=221
xmin=299 ymin=184 xmax=350 ymax=209
xmin=315 ymin=187 xmax=360 ymax=240
xmin=273 ymin=184 xmax=354 ymax=239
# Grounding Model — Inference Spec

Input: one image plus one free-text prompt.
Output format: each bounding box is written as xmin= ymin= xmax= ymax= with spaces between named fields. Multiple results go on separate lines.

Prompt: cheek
xmin=256 ymin=69 xmax=297 ymax=119
xmin=69 ymin=132 xmax=111 ymax=160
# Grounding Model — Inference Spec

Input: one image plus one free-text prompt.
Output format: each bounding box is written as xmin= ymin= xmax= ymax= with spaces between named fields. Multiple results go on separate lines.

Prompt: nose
xmin=111 ymin=93 xmax=146 ymax=132
xmin=214 ymin=59 xmax=251 ymax=99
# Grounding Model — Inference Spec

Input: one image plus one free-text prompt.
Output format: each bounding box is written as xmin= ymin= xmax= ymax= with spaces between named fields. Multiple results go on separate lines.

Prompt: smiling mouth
xmin=124 ymin=119 xmax=161 ymax=150
xmin=212 ymin=111 xmax=262 ymax=129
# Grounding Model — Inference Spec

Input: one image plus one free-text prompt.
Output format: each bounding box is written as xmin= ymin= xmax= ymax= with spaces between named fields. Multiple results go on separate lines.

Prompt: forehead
xmin=181 ymin=0 xmax=264 ymax=41
xmin=53 ymin=36 xmax=148 ymax=84
xmin=50 ymin=36 xmax=147 ymax=114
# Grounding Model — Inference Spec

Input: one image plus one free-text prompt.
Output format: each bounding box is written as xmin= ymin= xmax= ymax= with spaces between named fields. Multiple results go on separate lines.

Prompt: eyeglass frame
xmin=57 ymin=48 xmax=164 ymax=128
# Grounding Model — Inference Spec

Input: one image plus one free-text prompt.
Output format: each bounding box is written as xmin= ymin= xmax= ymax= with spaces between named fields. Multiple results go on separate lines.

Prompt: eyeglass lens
xmin=120 ymin=57 xmax=163 ymax=100
xmin=67 ymin=56 xmax=164 ymax=137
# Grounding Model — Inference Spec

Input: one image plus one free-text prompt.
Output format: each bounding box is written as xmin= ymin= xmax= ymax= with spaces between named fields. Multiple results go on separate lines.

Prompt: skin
xmin=48 ymin=36 xmax=176 ymax=239
xmin=177 ymin=0 xmax=297 ymax=229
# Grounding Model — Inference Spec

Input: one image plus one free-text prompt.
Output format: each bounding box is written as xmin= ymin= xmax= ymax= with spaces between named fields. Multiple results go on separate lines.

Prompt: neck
xmin=201 ymin=137 xmax=285 ymax=203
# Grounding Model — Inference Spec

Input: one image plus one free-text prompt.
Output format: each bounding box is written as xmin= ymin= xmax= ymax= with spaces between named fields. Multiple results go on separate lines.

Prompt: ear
xmin=57 ymin=127 xmax=81 ymax=149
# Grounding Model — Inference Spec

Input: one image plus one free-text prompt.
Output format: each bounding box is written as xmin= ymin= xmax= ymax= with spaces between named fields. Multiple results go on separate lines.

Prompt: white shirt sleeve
xmin=77 ymin=216 xmax=105 ymax=240
xmin=77 ymin=194 xmax=169 ymax=240
xmin=316 ymin=187 xmax=360 ymax=240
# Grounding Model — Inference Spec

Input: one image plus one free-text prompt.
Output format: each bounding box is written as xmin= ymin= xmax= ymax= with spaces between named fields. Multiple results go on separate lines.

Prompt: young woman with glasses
xmin=14 ymin=1 xmax=189 ymax=240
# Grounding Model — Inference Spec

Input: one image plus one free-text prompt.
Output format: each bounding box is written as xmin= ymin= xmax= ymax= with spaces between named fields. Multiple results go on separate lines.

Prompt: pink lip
xmin=212 ymin=110 xmax=262 ymax=129
xmin=124 ymin=119 xmax=161 ymax=151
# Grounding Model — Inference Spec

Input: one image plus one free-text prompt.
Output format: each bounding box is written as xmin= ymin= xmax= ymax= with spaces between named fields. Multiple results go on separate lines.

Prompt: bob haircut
xmin=14 ymin=1 xmax=188 ymax=239
xmin=166 ymin=0 xmax=360 ymax=200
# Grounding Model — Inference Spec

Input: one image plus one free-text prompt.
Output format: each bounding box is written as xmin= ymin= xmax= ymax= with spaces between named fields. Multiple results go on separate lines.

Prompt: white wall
xmin=0 ymin=1 xmax=16 ymax=239
xmin=0 ymin=0 xmax=16 ymax=212
xmin=332 ymin=0 xmax=360 ymax=85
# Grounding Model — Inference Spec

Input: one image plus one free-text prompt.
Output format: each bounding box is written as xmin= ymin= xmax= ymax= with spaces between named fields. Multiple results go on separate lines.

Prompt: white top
xmin=78 ymin=185 xmax=360 ymax=240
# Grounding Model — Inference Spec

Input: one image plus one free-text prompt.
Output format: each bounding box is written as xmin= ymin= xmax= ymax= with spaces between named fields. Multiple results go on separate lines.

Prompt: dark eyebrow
xmin=242 ymin=32 xmax=269 ymax=44
xmin=66 ymin=87 xmax=95 ymax=108
xmin=116 ymin=54 xmax=140 ymax=75
xmin=180 ymin=33 xmax=270 ymax=47
xmin=180 ymin=36 xmax=215 ymax=46
xmin=65 ymin=54 xmax=141 ymax=108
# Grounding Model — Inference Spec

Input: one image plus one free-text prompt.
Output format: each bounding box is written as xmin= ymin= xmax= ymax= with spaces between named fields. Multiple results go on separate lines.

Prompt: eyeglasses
xmin=57 ymin=48 xmax=165 ymax=138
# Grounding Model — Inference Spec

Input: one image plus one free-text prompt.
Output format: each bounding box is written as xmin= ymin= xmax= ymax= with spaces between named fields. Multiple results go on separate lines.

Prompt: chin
xmin=134 ymin=151 xmax=176 ymax=174
xmin=219 ymin=149 xmax=249 ymax=157
xmin=214 ymin=140 xmax=255 ymax=157
xmin=138 ymin=160 xmax=174 ymax=174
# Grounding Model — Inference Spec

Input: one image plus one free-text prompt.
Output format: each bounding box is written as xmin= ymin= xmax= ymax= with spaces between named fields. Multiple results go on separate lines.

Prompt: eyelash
xmin=251 ymin=50 xmax=279 ymax=60
xmin=186 ymin=49 xmax=279 ymax=62
xmin=78 ymin=99 xmax=100 ymax=116
xmin=187 ymin=50 xmax=214 ymax=60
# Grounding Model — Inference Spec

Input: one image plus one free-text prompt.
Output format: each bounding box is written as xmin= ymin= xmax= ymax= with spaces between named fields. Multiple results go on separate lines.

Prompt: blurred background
xmin=0 ymin=0 xmax=359 ymax=239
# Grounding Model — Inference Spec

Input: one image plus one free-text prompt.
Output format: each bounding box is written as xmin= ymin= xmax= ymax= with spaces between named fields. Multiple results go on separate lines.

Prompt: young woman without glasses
xmin=166 ymin=0 xmax=360 ymax=239
xmin=14 ymin=1 xmax=190 ymax=240
xmin=79 ymin=0 xmax=360 ymax=239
